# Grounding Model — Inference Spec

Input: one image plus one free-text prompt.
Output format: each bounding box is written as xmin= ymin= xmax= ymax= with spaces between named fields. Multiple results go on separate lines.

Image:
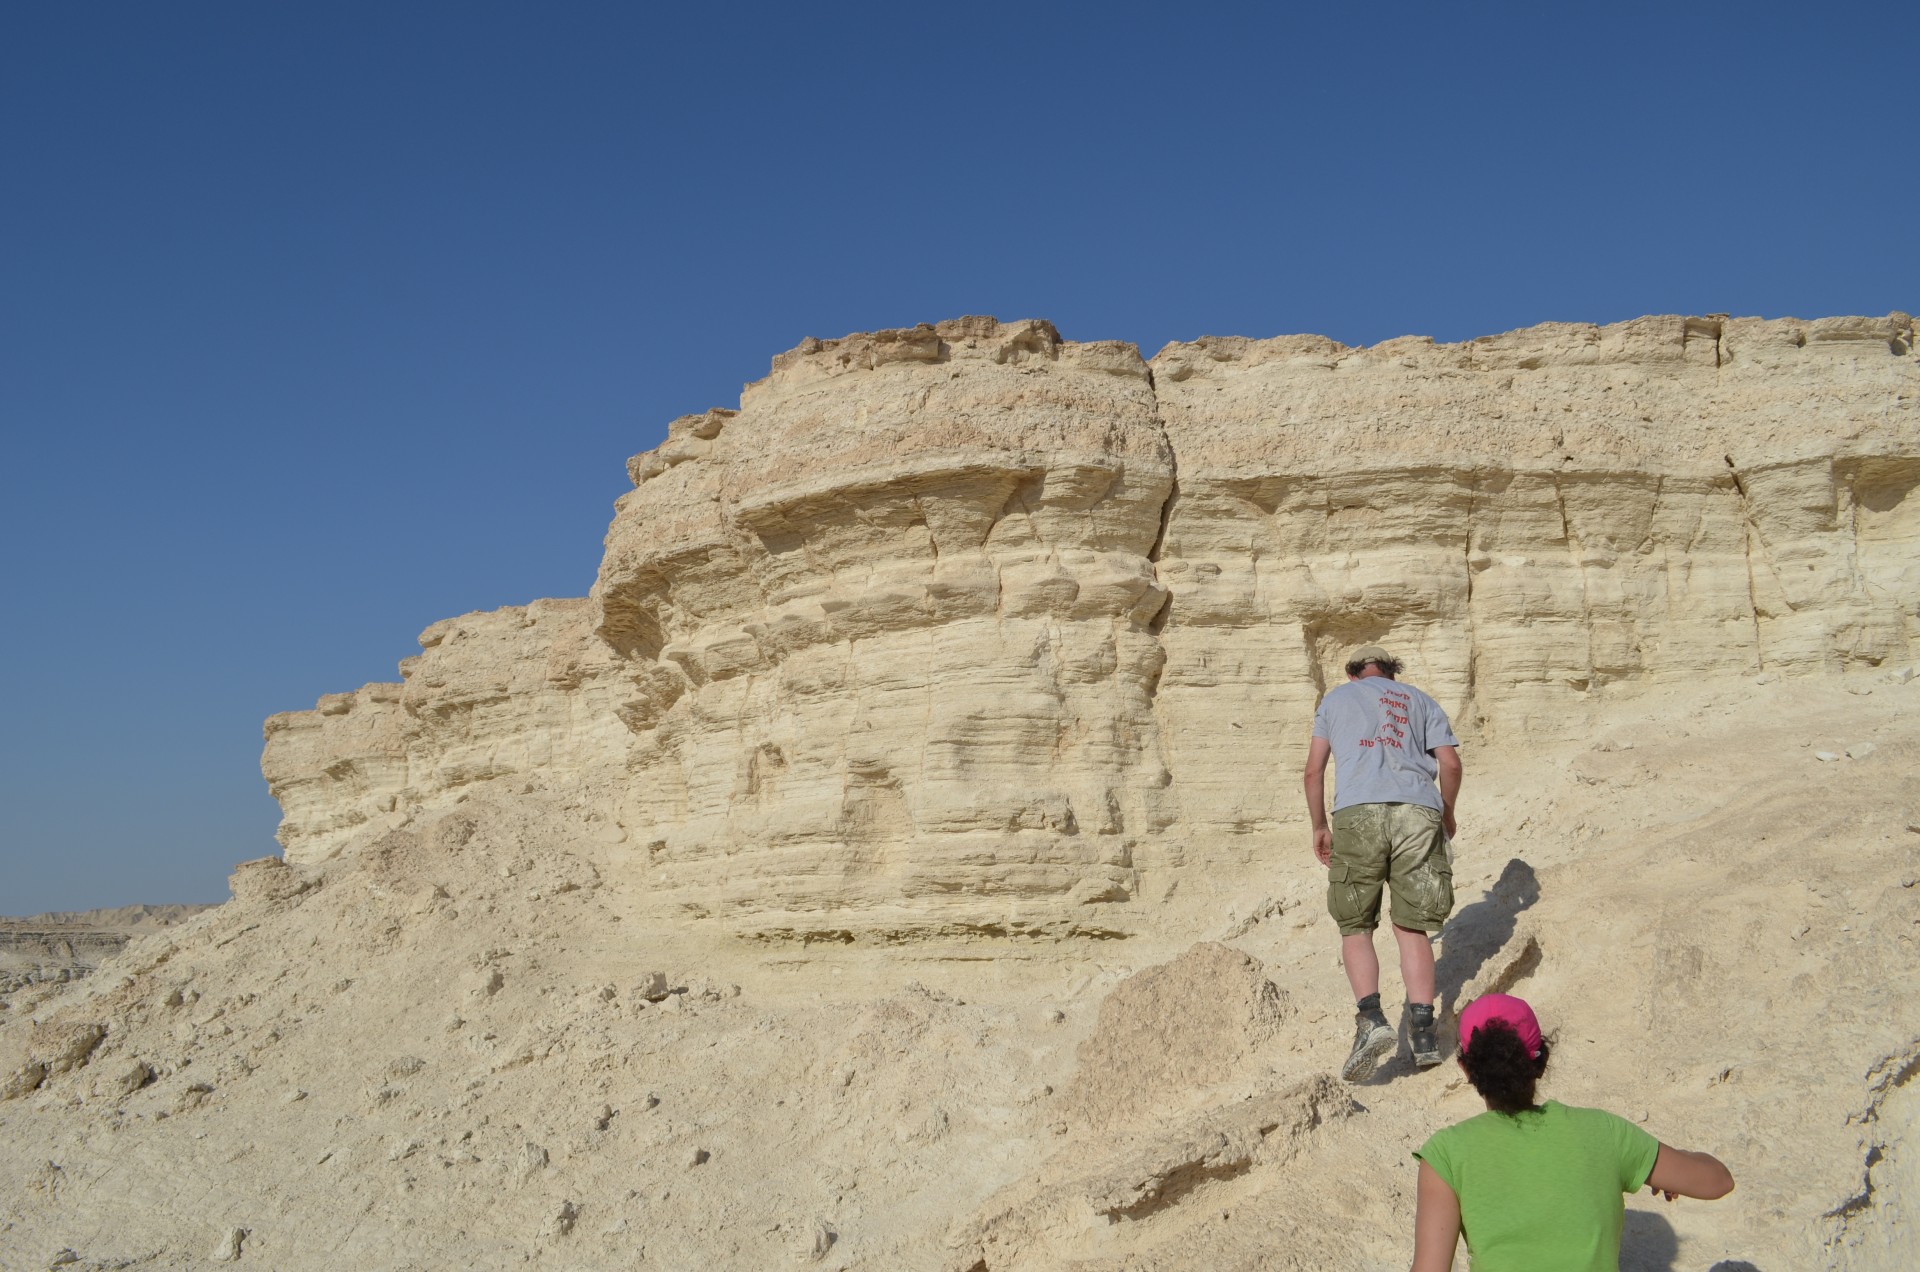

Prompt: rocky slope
xmin=0 ymin=907 xmax=211 ymax=996
xmin=3 ymin=312 xmax=1916 ymax=1270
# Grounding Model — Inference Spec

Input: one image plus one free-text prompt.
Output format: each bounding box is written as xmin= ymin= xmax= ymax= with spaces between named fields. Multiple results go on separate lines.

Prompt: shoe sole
xmin=1412 ymin=1047 xmax=1443 ymax=1068
xmin=1341 ymin=1024 xmax=1396 ymax=1082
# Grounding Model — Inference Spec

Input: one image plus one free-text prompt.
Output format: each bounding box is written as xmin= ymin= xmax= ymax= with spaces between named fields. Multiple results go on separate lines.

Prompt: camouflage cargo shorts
xmin=1326 ymin=802 xmax=1453 ymax=937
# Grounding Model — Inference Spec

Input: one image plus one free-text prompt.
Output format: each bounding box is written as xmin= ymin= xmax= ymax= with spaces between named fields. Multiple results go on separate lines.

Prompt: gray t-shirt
xmin=1311 ymin=676 xmax=1459 ymax=813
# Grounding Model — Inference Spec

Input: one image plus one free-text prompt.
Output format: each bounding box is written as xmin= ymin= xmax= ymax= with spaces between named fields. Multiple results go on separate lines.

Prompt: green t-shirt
xmin=1413 ymin=1100 xmax=1660 ymax=1272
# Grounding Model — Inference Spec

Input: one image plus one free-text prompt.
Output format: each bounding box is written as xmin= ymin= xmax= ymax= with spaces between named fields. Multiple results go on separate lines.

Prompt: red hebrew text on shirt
xmin=1377 ymin=689 xmax=1411 ymax=747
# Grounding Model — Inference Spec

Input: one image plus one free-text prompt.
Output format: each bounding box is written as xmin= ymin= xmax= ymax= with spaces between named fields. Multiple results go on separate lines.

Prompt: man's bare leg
xmin=1341 ymin=932 xmax=1381 ymax=1000
xmin=1339 ymin=930 xmax=1395 ymax=1081
xmin=1394 ymin=923 xmax=1444 ymax=1067
xmin=1393 ymin=923 xmax=1436 ymax=1004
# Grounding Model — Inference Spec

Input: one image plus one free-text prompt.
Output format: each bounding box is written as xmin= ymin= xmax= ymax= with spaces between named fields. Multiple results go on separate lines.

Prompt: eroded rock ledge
xmin=263 ymin=313 xmax=1919 ymax=939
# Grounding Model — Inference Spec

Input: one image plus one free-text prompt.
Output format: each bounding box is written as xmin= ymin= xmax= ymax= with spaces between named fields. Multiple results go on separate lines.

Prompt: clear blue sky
xmin=2 ymin=3 xmax=1913 ymax=914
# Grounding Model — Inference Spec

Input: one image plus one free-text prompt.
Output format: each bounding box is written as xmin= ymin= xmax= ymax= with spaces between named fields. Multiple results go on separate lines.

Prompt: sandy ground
xmin=2 ymin=670 xmax=1916 ymax=1270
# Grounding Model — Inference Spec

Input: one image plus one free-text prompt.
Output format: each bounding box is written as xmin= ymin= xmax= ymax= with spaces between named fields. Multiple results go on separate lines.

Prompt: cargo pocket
xmin=1326 ymin=861 xmax=1379 ymax=933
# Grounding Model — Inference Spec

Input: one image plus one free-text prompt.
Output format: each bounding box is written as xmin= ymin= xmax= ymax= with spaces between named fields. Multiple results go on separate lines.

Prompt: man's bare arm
xmin=1433 ymin=745 xmax=1461 ymax=838
xmin=1303 ymin=736 xmax=1333 ymax=865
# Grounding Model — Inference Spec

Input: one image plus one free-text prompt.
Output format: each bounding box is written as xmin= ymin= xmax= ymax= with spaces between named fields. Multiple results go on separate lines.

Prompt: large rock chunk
xmin=1057 ymin=942 xmax=1291 ymax=1134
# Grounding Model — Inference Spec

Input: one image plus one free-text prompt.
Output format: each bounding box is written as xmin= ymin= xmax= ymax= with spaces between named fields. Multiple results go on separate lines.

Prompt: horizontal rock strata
xmin=263 ymin=313 xmax=1919 ymax=939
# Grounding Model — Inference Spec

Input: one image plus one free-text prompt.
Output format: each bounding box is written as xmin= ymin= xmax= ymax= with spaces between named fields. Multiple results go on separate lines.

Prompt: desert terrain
xmin=3 ymin=312 xmax=1915 ymax=1270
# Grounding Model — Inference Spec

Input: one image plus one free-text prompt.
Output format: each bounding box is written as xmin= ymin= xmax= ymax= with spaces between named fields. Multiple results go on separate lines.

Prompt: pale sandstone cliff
xmin=265 ymin=312 xmax=1918 ymax=941
xmin=5 ymin=313 xmax=1917 ymax=1271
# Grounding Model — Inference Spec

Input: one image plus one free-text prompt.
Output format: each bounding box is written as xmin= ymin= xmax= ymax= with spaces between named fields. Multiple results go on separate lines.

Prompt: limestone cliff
xmin=263 ymin=313 xmax=1919 ymax=940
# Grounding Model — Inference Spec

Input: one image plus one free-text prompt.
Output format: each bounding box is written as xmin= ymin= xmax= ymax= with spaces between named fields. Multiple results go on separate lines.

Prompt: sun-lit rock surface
xmin=5 ymin=313 xmax=1916 ymax=1270
xmin=262 ymin=313 xmax=1917 ymax=945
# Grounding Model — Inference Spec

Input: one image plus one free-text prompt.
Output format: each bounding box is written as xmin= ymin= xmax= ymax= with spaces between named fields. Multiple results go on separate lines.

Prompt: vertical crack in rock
xmin=1552 ymin=474 xmax=1595 ymax=691
xmin=1461 ymin=477 xmax=1480 ymax=727
xmin=1725 ymin=455 xmax=1768 ymax=665
xmin=1145 ymin=398 xmax=1178 ymax=638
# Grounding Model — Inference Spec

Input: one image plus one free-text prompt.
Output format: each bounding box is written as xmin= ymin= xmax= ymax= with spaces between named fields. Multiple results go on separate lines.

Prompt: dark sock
xmin=1408 ymin=1002 xmax=1435 ymax=1025
xmin=1356 ymin=993 xmax=1384 ymax=1017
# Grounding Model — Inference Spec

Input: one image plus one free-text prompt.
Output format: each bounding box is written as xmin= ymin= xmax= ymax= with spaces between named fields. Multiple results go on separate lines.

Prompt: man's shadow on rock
xmin=1621 ymin=1209 xmax=1679 ymax=1272
xmin=1614 ymin=1210 xmax=1765 ymax=1272
xmin=1434 ymin=857 xmax=1540 ymax=1011
xmin=1367 ymin=858 xmax=1539 ymax=1083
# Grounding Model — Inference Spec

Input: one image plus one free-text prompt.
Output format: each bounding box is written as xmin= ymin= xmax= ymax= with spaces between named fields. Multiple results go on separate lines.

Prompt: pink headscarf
xmin=1458 ymin=992 xmax=1544 ymax=1058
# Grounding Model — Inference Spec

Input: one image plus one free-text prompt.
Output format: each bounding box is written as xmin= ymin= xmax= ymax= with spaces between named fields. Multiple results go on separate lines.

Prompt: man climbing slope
xmin=1302 ymin=644 xmax=1462 ymax=1082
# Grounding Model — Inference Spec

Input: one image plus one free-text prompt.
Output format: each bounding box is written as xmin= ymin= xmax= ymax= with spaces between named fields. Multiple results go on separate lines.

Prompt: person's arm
xmin=1303 ymin=736 xmax=1333 ymax=865
xmin=1410 ymin=1160 xmax=1461 ymax=1272
xmin=1645 ymin=1143 xmax=1735 ymax=1201
xmin=1432 ymin=744 xmax=1461 ymax=839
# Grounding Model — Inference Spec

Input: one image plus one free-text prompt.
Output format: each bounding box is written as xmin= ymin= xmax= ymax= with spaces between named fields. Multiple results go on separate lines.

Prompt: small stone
xmin=644 ymin=1092 xmax=660 ymax=1109
xmin=797 ymin=1219 xmax=836 ymax=1262
xmin=637 ymin=972 xmax=670 ymax=1002
xmin=48 ymin=1250 xmax=80 ymax=1268
xmin=1905 ymin=818 xmax=1920 ymax=834
xmin=1847 ymin=743 xmax=1877 ymax=759
xmin=1814 ymin=751 xmax=1842 ymax=762
xmin=687 ymin=1147 xmax=710 ymax=1168
xmin=1887 ymin=666 xmax=1916 ymax=684
xmin=1044 ymin=1008 xmax=1066 ymax=1025
xmin=1755 ymin=672 xmax=1777 ymax=685
xmin=2 ymin=1060 xmax=48 ymax=1101
xmin=91 ymin=1058 xmax=154 ymax=1099
xmin=408 ymin=883 xmax=450 ymax=914
xmin=208 ymin=1227 xmax=247 ymax=1262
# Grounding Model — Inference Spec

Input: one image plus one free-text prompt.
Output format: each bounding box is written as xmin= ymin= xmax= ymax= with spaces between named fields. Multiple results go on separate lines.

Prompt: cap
xmin=1345 ymin=644 xmax=1395 ymax=669
xmin=1458 ymin=992 xmax=1543 ymax=1058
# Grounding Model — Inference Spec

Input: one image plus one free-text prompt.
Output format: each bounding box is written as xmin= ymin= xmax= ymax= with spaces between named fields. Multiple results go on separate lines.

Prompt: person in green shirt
xmin=1409 ymin=994 xmax=1734 ymax=1271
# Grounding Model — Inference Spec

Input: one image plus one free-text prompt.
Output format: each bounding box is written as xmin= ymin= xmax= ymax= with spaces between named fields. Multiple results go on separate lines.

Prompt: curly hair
xmin=1459 ymin=1018 xmax=1550 ymax=1114
xmin=1345 ymin=656 xmax=1403 ymax=679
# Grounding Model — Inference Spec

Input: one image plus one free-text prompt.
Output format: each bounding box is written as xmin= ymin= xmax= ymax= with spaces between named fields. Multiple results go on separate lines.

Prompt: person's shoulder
xmin=1550 ymin=1102 xmax=1643 ymax=1136
xmin=1423 ymin=1108 xmax=1501 ymax=1147
xmin=1403 ymin=681 xmax=1446 ymax=708
xmin=1319 ymin=680 xmax=1365 ymax=708
xmin=1415 ymin=1111 xmax=1483 ymax=1163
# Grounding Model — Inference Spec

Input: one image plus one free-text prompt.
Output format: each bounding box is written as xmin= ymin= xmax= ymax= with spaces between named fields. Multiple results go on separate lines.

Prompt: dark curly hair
xmin=1345 ymin=656 xmax=1403 ymax=679
xmin=1459 ymin=1018 xmax=1550 ymax=1114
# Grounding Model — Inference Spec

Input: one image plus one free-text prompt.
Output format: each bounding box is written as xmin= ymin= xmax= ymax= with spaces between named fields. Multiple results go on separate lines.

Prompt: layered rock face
xmin=263 ymin=313 xmax=1918 ymax=939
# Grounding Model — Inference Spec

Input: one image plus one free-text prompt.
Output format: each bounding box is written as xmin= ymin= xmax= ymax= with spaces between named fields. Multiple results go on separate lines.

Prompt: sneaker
xmin=1408 ymin=1003 xmax=1442 ymax=1068
xmin=1341 ymin=1010 xmax=1395 ymax=1082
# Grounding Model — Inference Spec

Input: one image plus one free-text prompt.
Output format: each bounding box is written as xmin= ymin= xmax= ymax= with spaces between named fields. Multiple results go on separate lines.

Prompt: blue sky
xmin=2 ymin=3 xmax=1913 ymax=914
